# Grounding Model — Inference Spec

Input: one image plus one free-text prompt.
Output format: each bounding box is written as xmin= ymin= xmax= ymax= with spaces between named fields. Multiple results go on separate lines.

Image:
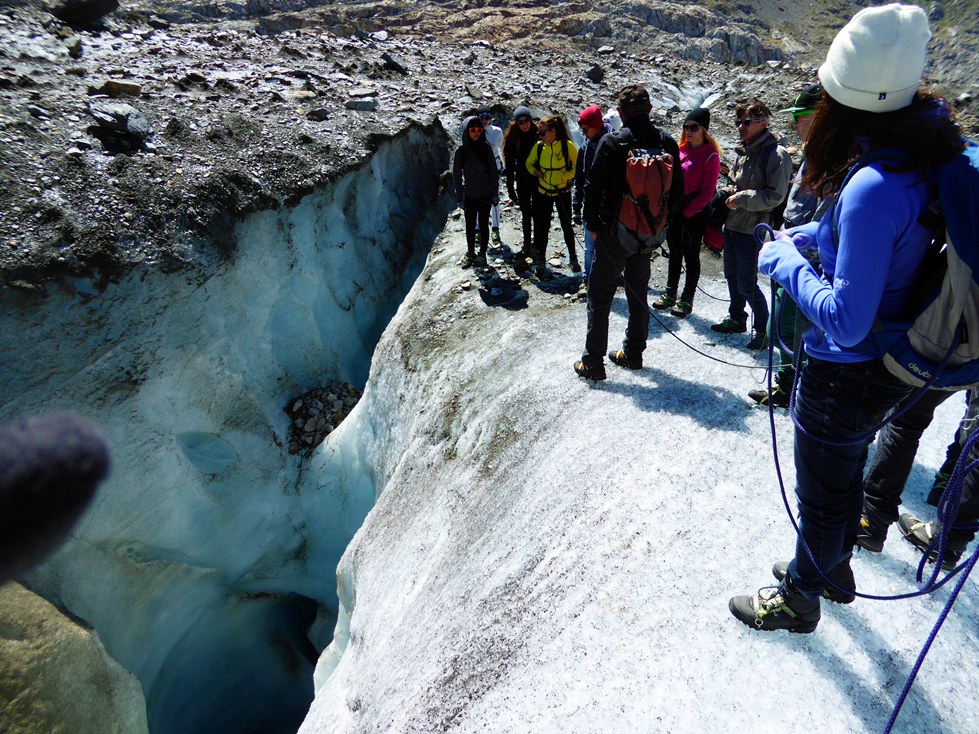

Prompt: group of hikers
xmin=453 ymin=3 xmax=976 ymax=634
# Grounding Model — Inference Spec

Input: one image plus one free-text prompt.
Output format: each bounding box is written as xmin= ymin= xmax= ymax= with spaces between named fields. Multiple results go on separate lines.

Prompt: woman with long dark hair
xmin=452 ymin=115 xmax=500 ymax=268
xmin=525 ymin=114 xmax=579 ymax=270
xmin=729 ymin=3 xmax=965 ymax=633
xmin=503 ymin=107 xmax=538 ymax=260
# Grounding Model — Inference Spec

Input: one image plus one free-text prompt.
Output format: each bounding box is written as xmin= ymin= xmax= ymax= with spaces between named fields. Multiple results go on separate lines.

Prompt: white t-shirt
xmin=484 ymin=124 xmax=503 ymax=170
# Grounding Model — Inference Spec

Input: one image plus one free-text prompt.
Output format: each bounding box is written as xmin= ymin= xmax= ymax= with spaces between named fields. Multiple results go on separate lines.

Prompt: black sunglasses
xmin=683 ymin=123 xmax=701 ymax=132
xmin=735 ymin=118 xmax=765 ymax=128
xmin=516 ymin=117 xmax=531 ymax=124
xmin=537 ymin=128 xmax=551 ymax=136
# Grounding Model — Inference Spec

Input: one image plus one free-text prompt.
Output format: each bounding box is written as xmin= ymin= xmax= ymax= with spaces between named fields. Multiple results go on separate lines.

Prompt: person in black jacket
xmin=502 ymin=106 xmax=538 ymax=260
xmin=452 ymin=115 xmax=500 ymax=267
xmin=574 ymin=85 xmax=684 ymax=381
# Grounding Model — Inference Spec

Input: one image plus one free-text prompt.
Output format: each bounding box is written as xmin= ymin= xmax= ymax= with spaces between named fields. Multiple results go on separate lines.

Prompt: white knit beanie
xmin=818 ymin=3 xmax=931 ymax=113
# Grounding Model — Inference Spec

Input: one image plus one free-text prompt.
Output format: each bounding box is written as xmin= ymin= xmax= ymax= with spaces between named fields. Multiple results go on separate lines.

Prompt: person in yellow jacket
xmin=525 ymin=115 xmax=580 ymax=271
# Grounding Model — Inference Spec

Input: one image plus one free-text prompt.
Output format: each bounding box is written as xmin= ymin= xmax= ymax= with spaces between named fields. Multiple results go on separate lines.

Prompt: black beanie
xmin=684 ymin=107 xmax=711 ymax=129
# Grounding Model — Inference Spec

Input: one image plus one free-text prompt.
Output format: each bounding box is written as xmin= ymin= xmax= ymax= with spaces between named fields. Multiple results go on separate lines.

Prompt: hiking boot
xmin=710 ymin=316 xmax=748 ymax=334
xmin=854 ymin=513 xmax=888 ymax=553
xmin=729 ymin=581 xmax=820 ymax=633
xmin=772 ymin=560 xmax=856 ymax=604
xmin=608 ymin=350 xmax=642 ymax=370
xmin=574 ymin=360 xmax=606 ymax=381
xmin=570 ymin=258 xmax=582 ymax=273
xmin=473 ymin=253 xmax=488 ymax=268
xmin=748 ymin=386 xmax=789 ymax=408
xmin=746 ymin=331 xmax=768 ymax=350
xmin=491 ymin=227 xmax=502 ymax=245
xmin=898 ymin=513 xmax=966 ymax=571
xmin=652 ymin=292 xmax=676 ymax=310
xmin=459 ymin=252 xmax=475 ymax=268
xmin=577 ymin=280 xmax=588 ymax=296
xmin=670 ymin=300 xmax=692 ymax=318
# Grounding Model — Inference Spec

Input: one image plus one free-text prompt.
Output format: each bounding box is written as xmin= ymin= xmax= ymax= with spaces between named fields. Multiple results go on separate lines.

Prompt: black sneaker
xmin=771 ymin=560 xmax=855 ymax=604
xmin=746 ymin=331 xmax=768 ymax=350
xmin=670 ymin=300 xmax=692 ymax=318
xmin=608 ymin=350 xmax=642 ymax=370
xmin=729 ymin=581 xmax=820 ymax=633
xmin=574 ymin=360 xmax=606 ymax=381
xmin=748 ymin=386 xmax=789 ymax=408
xmin=898 ymin=513 xmax=966 ymax=571
xmin=710 ymin=316 xmax=748 ymax=334
xmin=854 ymin=513 xmax=888 ymax=553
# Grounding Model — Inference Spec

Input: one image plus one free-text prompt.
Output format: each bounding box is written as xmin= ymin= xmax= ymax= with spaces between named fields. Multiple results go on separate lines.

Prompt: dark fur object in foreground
xmin=0 ymin=413 xmax=110 ymax=582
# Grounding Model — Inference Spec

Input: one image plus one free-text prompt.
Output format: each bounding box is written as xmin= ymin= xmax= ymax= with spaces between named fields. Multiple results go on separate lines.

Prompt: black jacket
xmin=503 ymin=126 xmax=539 ymax=188
xmin=582 ymin=113 xmax=684 ymax=231
xmin=452 ymin=115 xmax=500 ymax=203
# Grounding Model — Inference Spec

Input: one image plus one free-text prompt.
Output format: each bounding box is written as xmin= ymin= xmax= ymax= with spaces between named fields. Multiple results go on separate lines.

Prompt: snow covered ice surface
xmin=302 ymin=207 xmax=978 ymax=734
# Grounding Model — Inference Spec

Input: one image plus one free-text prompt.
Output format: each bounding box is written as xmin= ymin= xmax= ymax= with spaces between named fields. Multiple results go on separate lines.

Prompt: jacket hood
xmin=461 ymin=115 xmax=485 ymax=147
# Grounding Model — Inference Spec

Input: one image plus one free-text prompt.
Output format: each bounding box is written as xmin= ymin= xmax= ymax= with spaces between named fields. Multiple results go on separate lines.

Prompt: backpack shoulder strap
xmin=562 ymin=138 xmax=571 ymax=171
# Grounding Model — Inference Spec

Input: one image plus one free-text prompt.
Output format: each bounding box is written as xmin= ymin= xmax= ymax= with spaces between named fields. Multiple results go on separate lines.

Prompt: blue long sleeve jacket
xmin=758 ymin=160 xmax=932 ymax=362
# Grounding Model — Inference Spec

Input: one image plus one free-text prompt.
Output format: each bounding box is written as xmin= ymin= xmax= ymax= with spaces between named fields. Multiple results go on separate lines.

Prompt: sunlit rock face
xmin=2 ymin=120 xmax=450 ymax=734
xmin=0 ymin=582 xmax=149 ymax=734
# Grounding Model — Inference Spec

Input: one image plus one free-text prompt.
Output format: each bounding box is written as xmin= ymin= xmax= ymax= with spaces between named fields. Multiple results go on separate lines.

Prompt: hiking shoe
xmin=670 ymin=300 xmax=692 ymax=317
xmin=608 ymin=350 xmax=642 ymax=370
xmin=729 ymin=582 xmax=820 ymax=633
xmin=746 ymin=331 xmax=767 ymax=350
xmin=652 ymin=293 xmax=676 ymax=310
xmin=772 ymin=560 xmax=855 ymax=604
xmin=491 ymin=227 xmax=502 ymax=245
xmin=577 ymin=280 xmax=588 ymax=295
xmin=748 ymin=386 xmax=789 ymax=408
xmin=473 ymin=253 xmax=488 ymax=268
xmin=574 ymin=360 xmax=606 ymax=381
xmin=898 ymin=513 xmax=965 ymax=571
xmin=459 ymin=252 xmax=475 ymax=268
xmin=570 ymin=258 xmax=582 ymax=273
xmin=710 ymin=316 xmax=748 ymax=334
xmin=854 ymin=513 xmax=888 ymax=553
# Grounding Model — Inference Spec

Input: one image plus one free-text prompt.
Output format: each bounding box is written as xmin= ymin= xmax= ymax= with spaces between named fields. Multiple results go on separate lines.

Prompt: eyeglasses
xmin=537 ymin=128 xmax=551 ymax=137
xmin=735 ymin=118 xmax=765 ymax=128
xmin=516 ymin=117 xmax=531 ymax=125
xmin=682 ymin=123 xmax=701 ymax=132
xmin=467 ymin=126 xmax=483 ymax=132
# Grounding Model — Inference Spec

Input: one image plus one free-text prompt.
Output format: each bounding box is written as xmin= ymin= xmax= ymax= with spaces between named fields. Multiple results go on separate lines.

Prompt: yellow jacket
xmin=525 ymin=139 xmax=578 ymax=195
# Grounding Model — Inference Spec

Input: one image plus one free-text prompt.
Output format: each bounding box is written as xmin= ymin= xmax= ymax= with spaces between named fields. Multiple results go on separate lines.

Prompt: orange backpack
xmin=617 ymin=146 xmax=673 ymax=254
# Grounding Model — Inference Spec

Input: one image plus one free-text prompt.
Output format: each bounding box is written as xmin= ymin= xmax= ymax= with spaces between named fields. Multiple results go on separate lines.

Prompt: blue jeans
xmin=583 ymin=221 xmax=595 ymax=279
xmin=787 ymin=357 xmax=912 ymax=599
xmin=722 ymin=228 xmax=769 ymax=331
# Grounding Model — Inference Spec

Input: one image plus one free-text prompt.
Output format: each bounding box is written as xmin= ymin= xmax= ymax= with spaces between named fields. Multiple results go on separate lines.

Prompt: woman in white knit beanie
xmin=730 ymin=3 xmax=965 ymax=633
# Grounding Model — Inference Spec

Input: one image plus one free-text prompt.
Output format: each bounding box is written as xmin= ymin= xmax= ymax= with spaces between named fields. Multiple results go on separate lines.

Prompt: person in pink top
xmin=654 ymin=108 xmax=722 ymax=317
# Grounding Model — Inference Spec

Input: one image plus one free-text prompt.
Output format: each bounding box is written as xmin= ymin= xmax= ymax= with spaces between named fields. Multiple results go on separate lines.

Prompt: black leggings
xmin=532 ymin=189 xmax=576 ymax=262
xmin=464 ymin=196 xmax=492 ymax=255
xmin=665 ymin=210 xmax=707 ymax=302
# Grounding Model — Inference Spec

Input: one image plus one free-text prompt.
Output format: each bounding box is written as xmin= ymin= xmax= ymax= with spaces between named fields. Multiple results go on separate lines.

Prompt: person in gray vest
xmin=710 ymin=100 xmax=792 ymax=350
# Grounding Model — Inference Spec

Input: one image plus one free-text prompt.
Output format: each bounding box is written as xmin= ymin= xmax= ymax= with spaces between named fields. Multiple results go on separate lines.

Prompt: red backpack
xmin=617 ymin=145 xmax=673 ymax=254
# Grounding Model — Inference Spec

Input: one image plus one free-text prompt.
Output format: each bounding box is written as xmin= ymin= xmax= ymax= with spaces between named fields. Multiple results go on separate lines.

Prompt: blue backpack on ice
xmin=837 ymin=139 xmax=979 ymax=390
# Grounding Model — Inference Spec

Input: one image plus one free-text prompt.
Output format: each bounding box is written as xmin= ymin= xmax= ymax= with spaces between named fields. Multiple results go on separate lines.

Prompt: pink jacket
xmin=678 ymin=142 xmax=721 ymax=219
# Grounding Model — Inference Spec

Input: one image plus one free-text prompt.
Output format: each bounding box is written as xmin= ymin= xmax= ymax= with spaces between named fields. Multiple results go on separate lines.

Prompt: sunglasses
xmin=791 ymin=110 xmax=815 ymax=124
xmin=537 ymin=128 xmax=551 ymax=137
xmin=682 ymin=123 xmax=701 ymax=132
xmin=516 ymin=117 xmax=532 ymax=125
xmin=735 ymin=118 xmax=765 ymax=128
xmin=467 ymin=126 xmax=483 ymax=132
